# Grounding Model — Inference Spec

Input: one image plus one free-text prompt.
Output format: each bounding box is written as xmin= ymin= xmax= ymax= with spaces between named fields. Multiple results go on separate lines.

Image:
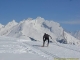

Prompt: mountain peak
xmin=5 ymin=20 xmax=18 ymax=27
xmin=10 ymin=20 xmax=18 ymax=25
xmin=0 ymin=23 xmax=4 ymax=28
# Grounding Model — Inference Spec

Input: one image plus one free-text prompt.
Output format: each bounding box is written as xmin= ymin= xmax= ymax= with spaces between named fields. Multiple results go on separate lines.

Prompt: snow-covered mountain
xmin=0 ymin=20 xmax=18 ymax=36
xmin=69 ymin=31 xmax=80 ymax=40
xmin=0 ymin=17 xmax=80 ymax=46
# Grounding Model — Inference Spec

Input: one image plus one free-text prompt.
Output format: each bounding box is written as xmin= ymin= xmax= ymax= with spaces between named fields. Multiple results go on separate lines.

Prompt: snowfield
xmin=0 ymin=36 xmax=80 ymax=60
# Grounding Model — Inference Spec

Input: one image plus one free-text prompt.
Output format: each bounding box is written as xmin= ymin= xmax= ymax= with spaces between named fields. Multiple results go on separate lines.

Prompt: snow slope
xmin=0 ymin=36 xmax=80 ymax=60
xmin=0 ymin=17 xmax=80 ymax=46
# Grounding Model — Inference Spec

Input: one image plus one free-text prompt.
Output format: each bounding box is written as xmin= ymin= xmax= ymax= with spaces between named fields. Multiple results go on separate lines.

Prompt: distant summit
xmin=69 ymin=31 xmax=80 ymax=40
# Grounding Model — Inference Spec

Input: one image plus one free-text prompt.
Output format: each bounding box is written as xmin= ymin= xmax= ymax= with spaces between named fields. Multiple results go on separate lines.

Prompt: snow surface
xmin=0 ymin=36 xmax=80 ymax=60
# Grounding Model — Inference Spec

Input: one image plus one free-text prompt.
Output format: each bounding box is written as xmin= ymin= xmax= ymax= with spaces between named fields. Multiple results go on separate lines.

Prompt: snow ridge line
xmin=23 ymin=42 xmax=60 ymax=59
xmin=52 ymin=43 xmax=80 ymax=53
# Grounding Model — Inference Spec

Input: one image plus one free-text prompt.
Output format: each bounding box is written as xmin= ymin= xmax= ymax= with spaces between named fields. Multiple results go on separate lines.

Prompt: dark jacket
xmin=43 ymin=34 xmax=49 ymax=39
xmin=43 ymin=33 xmax=52 ymax=40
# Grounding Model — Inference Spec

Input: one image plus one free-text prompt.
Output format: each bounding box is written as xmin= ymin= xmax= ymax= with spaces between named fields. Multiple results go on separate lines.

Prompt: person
xmin=42 ymin=33 xmax=52 ymax=47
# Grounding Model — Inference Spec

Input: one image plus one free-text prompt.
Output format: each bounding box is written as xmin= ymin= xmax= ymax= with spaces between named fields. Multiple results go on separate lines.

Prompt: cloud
xmin=61 ymin=20 xmax=80 ymax=25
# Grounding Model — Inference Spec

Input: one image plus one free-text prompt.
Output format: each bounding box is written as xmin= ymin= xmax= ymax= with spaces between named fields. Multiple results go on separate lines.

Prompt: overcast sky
xmin=0 ymin=0 xmax=80 ymax=32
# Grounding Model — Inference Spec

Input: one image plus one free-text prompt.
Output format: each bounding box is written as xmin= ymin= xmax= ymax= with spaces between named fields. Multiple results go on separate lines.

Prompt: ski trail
xmin=32 ymin=44 xmax=60 ymax=58
xmin=22 ymin=42 xmax=60 ymax=60
xmin=26 ymin=42 xmax=60 ymax=58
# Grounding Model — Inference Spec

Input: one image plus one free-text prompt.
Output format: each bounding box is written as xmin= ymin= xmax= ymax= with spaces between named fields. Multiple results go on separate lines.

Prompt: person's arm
xmin=49 ymin=35 xmax=52 ymax=39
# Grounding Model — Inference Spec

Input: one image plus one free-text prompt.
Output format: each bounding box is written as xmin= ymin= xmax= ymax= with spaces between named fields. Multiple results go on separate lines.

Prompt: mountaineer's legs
xmin=47 ymin=38 xmax=49 ymax=47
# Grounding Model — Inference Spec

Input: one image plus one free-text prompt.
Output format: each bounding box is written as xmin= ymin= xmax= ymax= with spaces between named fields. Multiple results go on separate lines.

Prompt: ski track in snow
xmin=22 ymin=42 xmax=60 ymax=60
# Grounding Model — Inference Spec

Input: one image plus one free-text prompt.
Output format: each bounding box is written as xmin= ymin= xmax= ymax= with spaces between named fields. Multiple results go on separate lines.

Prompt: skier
xmin=42 ymin=33 xmax=52 ymax=47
